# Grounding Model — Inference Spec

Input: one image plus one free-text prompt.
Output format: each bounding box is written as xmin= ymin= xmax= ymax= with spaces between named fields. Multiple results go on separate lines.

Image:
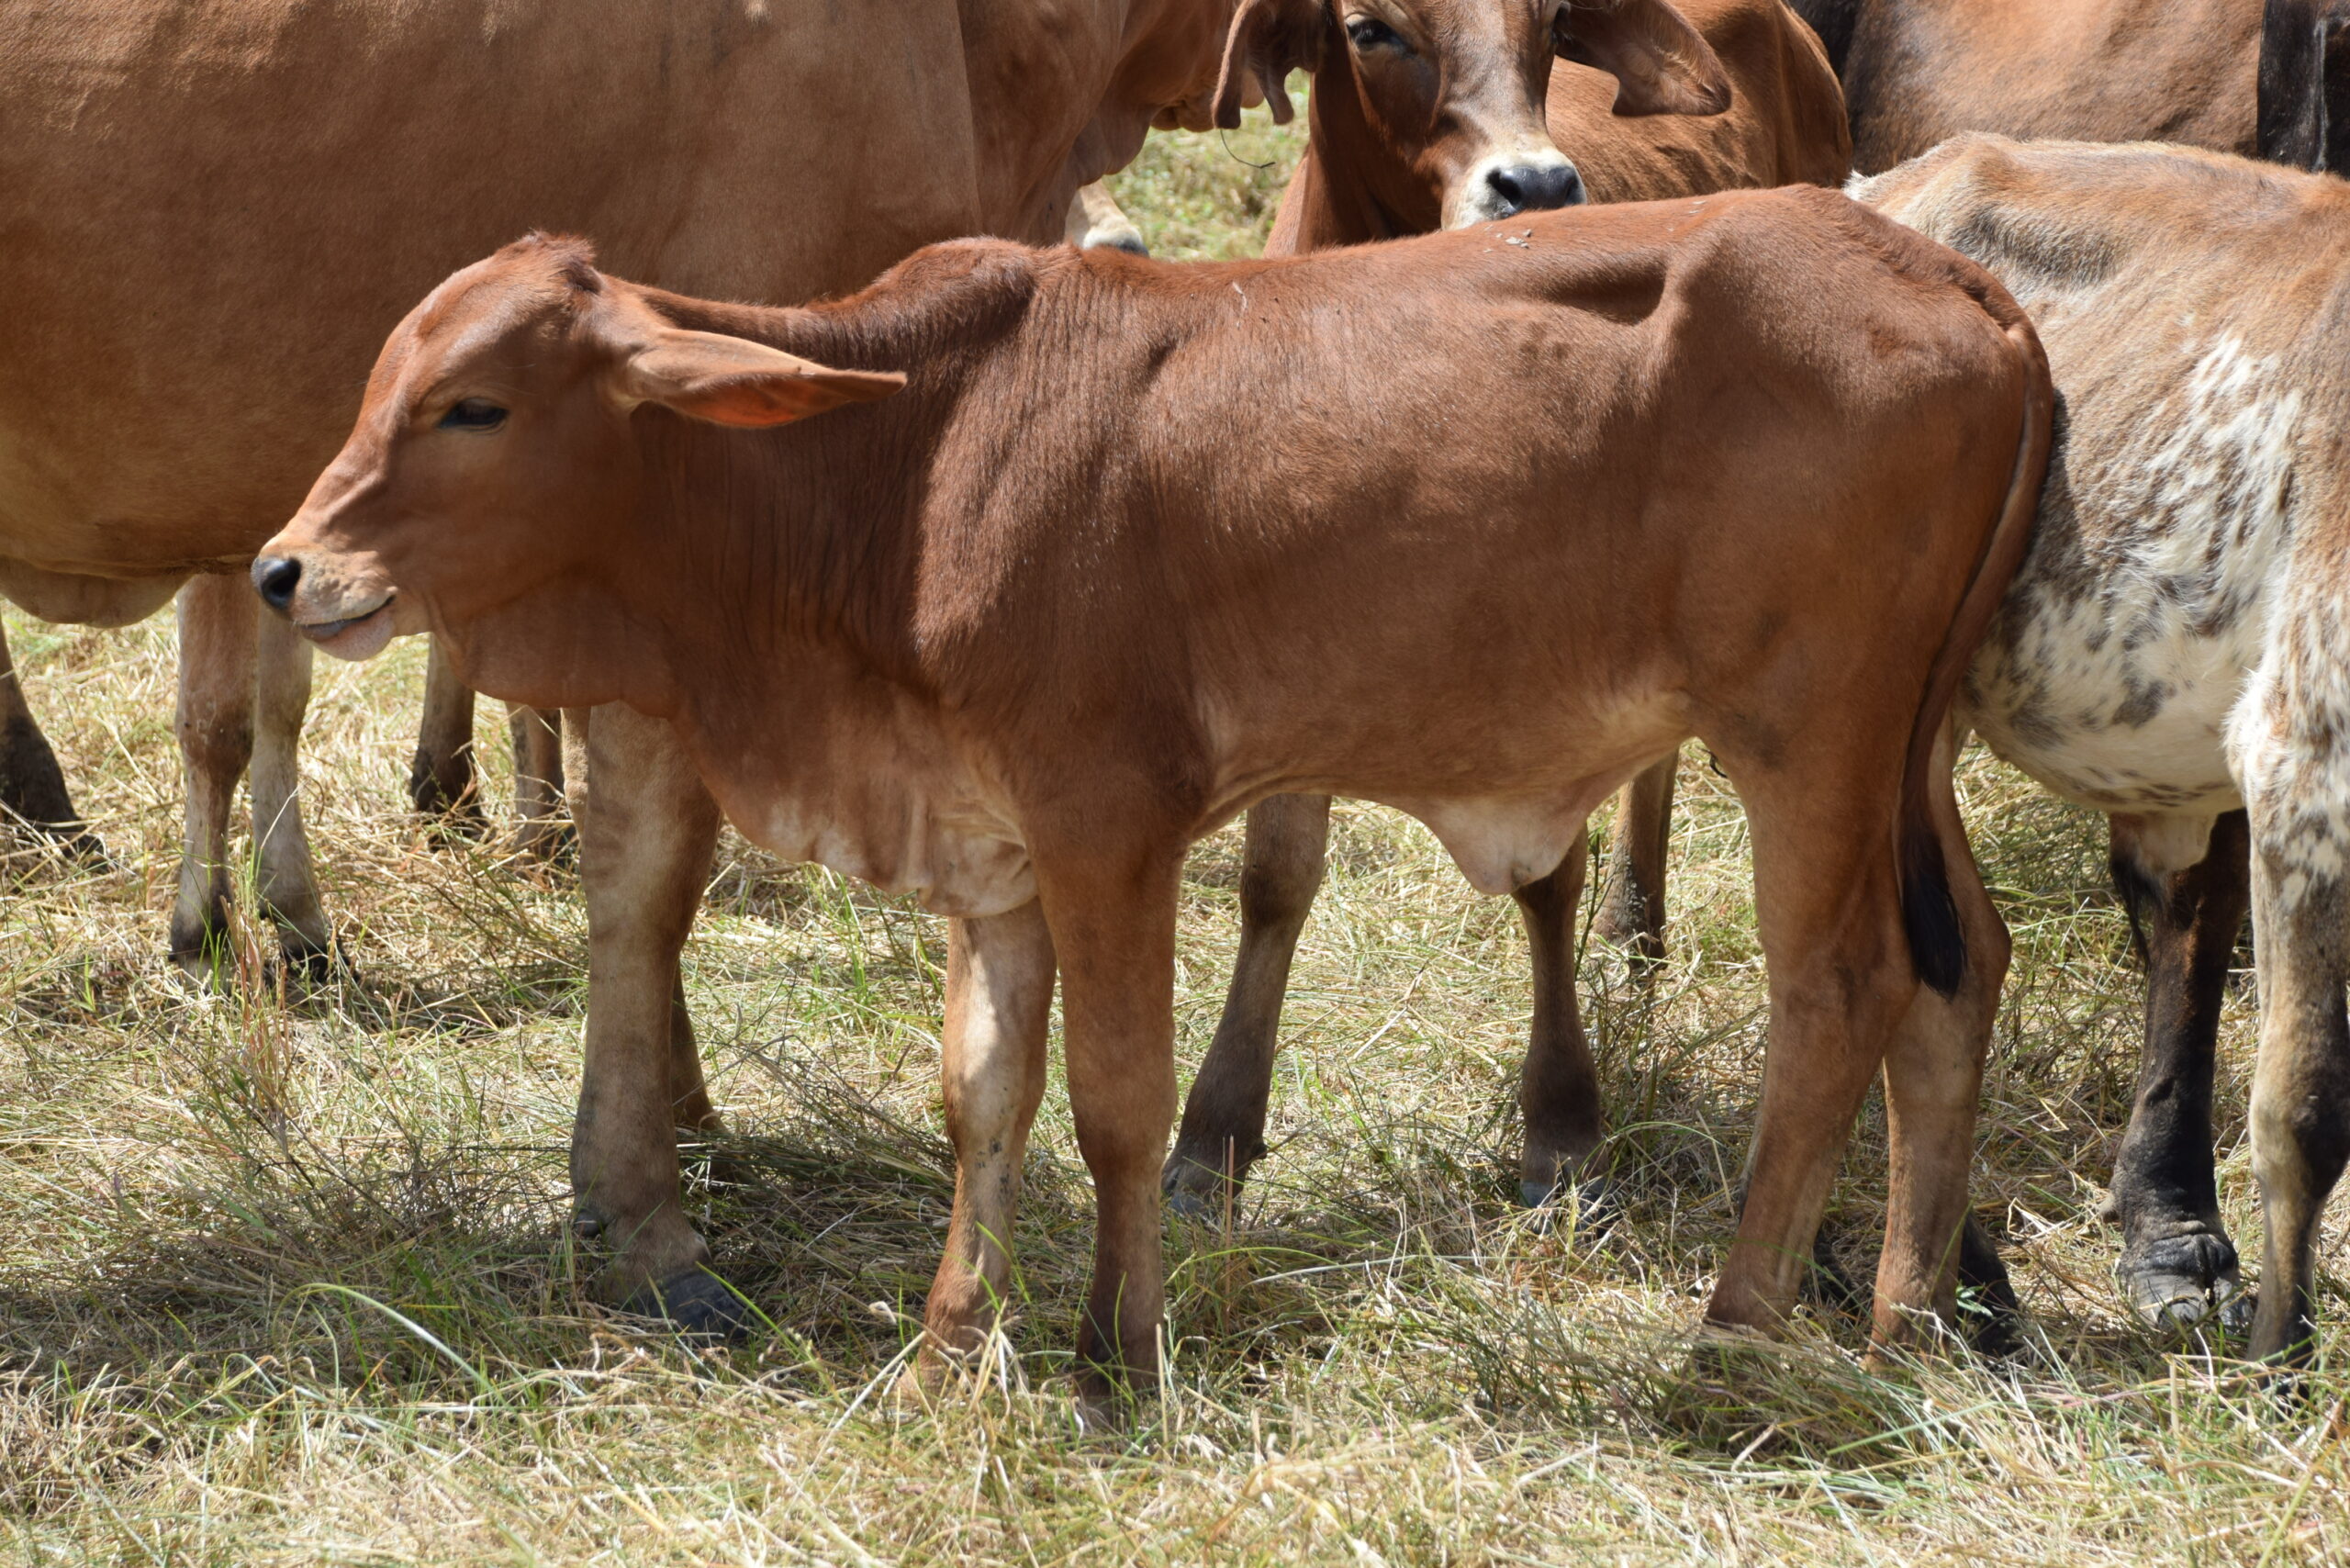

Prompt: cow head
xmin=252 ymin=237 xmax=901 ymax=699
xmin=1214 ymin=0 xmax=1731 ymax=230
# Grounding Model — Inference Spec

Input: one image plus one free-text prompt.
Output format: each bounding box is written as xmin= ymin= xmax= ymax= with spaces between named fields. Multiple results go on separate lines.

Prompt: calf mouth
xmin=297 ymin=597 xmax=398 ymax=661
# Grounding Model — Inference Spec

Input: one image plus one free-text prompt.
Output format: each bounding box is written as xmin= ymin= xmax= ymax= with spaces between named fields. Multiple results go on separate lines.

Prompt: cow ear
xmin=621 ymin=330 xmax=905 ymax=429
xmin=1214 ymin=0 xmax=1324 ymax=129
xmin=1555 ymin=0 xmax=1732 ymax=118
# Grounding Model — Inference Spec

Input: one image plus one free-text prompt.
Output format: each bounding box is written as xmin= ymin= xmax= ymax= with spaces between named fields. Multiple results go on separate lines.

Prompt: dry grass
xmin=2 ymin=100 xmax=2347 ymax=1565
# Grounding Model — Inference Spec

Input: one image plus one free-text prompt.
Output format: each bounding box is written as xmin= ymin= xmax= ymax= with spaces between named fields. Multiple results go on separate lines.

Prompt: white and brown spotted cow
xmin=1853 ymin=136 xmax=2349 ymax=1361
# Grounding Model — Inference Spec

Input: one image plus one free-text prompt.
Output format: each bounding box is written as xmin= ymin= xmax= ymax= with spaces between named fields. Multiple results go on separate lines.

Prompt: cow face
xmin=252 ymin=237 xmax=900 ymax=685
xmin=1214 ymin=0 xmax=1729 ymax=230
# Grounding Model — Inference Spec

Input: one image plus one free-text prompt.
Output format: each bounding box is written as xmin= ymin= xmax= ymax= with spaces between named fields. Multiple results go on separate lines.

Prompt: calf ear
xmin=1214 ymin=0 xmax=1325 ymax=129
xmin=621 ymin=330 xmax=905 ymax=429
xmin=1555 ymin=0 xmax=1733 ymax=117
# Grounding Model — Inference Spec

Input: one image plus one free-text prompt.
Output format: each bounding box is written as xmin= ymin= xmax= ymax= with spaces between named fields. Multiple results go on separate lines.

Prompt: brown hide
xmin=262 ymin=190 xmax=2052 ymax=1378
xmin=1820 ymin=0 xmax=2263 ymax=174
xmin=0 ymin=0 xmax=1235 ymax=588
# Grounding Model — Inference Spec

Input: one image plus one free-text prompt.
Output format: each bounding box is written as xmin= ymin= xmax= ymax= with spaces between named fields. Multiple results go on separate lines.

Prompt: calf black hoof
xmin=621 ymin=1268 xmax=752 ymax=1340
xmin=1160 ymin=1141 xmax=1261 ymax=1225
xmin=2118 ymin=1232 xmax=2248 ymax=1334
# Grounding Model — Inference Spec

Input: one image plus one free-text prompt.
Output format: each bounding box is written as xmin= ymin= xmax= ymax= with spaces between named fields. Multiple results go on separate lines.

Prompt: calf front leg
xmin=1163 ymin=791 xmax=1329 ymax=1214
xmin=0 ymin=617 xmax=99 ymax=857
xmin=409 ymin=637 xmax=484 ymax=831
xmin=249 ymin=603 xmax=333 ymax=973
xmin=921 ymin=902 xmax=1056 ymax=1371
xmin=170 ymin=575 xmax=257 ymax=978
xmin=2108 ymin=810 xmax=2252 ymax=1330
xmin=1592 ymin=753 xmax=1676 ymax=972
xmin=1039 ymin=846 xmax=1183 ymax=1413
xmin=567 ymin=702 xmax=726 ymax=1327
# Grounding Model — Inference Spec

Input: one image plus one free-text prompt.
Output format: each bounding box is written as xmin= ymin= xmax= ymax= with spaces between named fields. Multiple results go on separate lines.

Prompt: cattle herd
xmin=4 ymin=0 xmax=2349 ymax=1416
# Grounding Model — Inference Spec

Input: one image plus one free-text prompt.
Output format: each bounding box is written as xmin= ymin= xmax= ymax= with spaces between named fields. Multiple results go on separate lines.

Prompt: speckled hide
xmin=1863 ymin=134 xmax=2350 ymax=1361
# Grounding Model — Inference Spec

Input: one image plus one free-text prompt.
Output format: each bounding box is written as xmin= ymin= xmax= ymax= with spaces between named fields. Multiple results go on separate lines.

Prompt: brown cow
xmin=254 ymin=187 xmax=2051 ymax=1397
xmin=1161 ymin=0 xmax=1851 ymax=1221
xmin=0 ymin=0 xmax=1237 ymax=974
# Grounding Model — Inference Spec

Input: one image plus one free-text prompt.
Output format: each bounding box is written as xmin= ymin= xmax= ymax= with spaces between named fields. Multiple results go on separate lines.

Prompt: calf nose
xmin=1485 ymin=162 xmax=1586 ymax=215
xmin=252 ymin=554 xmax=301 ymax=613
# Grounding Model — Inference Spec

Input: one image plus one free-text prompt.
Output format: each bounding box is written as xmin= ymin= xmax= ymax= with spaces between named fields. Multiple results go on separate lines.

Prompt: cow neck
xmin=1301 ymin=75 xmax=1431 ymax=247
xmin=621 ymin=245 xmax=1042 ymax=726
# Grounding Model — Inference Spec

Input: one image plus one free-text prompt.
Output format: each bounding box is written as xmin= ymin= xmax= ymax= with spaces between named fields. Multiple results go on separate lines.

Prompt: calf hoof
xmin=2117 ymin=1232 xmax=2249 ymax=1334
xmin=621 ymin=1268 xmax=752 ymax=1339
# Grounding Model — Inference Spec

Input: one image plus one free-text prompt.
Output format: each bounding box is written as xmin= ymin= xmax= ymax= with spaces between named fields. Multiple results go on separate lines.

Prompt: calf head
xmin=252 ymin=236 xmax=901 ymax=704
xmin=1214 ymin=0 xmax=1730 ymax=230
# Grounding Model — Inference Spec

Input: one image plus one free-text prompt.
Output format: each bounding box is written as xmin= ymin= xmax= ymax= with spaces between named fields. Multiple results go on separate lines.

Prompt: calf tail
xmin=1898 ymin=289 xmax=2054 ymax=997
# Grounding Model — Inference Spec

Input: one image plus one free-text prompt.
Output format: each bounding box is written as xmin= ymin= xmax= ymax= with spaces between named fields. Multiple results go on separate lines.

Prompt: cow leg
xmin=2109 ymin=810 xmax=2252 ymax=1329
xmin=566 ymin=701 xmax=727 ymax=1327
xmin=0 ymin=618 xmax=100 ymax=857
xmin=1872 ymin=727 xmax=2013 ymax=1347
xmin=1592 ymin=753 xmax=1676 ymax=972
xmin=920 ymin=902 xmax=1056 ymax=1369
xmin=2243 ymin=804 xmax=2350 ymax=1366
xmin=169 ymin=575 xmax=258 ymax=978
xmin=1163 ymin=791 xmax=1330 ymax=1215
xmin=507 ymin=703 xmax=570 ymax=860
xmin=1037 ymin=846 xmax=1182 ymax=1411
xmin=248 ymin=601 xmax=334 ymax=973
xmin=1516 ymin=832 xmax=1609 ymax=1210
xmin=409 ymin=637 xmax=485 ymax=833
xmin=1706 ymin=770 xmax=1920 ymax=1338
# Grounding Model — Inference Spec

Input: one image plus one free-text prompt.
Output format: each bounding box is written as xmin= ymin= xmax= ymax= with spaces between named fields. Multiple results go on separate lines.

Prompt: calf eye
xmin=439 ymin=398 xmax=508 ymax=431
xmin=1346 ymin=14 xmax=1404 ymax=50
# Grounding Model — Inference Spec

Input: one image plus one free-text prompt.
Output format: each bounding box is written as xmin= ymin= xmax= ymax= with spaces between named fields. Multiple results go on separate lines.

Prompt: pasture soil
xmin=3 ymin=102 xmax=2346 ymax=1566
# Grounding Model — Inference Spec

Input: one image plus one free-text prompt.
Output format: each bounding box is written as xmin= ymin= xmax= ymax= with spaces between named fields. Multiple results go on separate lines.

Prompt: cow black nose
xmin=252 ymin=555 xmax=301 ymax=612
xmin=1486 ymin=162 xmax=1586 ymax=214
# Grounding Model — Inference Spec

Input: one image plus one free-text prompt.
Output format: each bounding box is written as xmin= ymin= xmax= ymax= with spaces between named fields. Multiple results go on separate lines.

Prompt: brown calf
xmin=257 ymin=190 xmax=2050 ymax=1396
xmin=1164 ymin=0 xmax=1851 ymax=1222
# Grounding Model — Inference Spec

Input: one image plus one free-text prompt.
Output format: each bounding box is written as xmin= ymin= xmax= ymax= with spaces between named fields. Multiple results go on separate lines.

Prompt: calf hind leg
xmin=1163 ymin=792 xmax=1329 ymax=1215
xmin=2108 ymin=811 xmax=2252 ymax=1330
xmin=1516 ymin=834 xmax=1610 ymax=1211
xmin=508 ymin=704 xmax=570 ymax=860
xmin=250 ymin=605 xmax=334 ymax=974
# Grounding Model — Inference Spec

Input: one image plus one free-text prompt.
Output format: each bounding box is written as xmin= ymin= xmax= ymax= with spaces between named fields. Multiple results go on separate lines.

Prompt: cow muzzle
xmin=1451 ymin=150 xmax=1587 ymax=227
xmin=250 ymin=551 xmax=410 ymax=662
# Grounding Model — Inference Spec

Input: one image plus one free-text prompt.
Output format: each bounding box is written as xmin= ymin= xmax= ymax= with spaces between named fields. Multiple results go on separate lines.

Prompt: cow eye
xmin=1346 ymin=14 xmax=1404 ymax=50
xmin=439 ymin=398 xmax=508 ymax=431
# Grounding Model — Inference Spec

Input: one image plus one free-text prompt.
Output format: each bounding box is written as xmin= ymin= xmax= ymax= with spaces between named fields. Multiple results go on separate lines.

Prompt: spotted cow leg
xmin=0 ymin=617 xmax=100 ymax=857
xmin=2242 ymin=793 xmax=2350 ymax=1366
xmin=1592 ymin=753 xmax=1676 ymax=973
xmin=2108 ymin=810 xmax=2252 ymax=1330
xmin=1162 ymin=791 xmax=1329 ymax=1215
xmin=409 ymin=637 xmax=485 ymax=834
xmin=565 ymin=701 xmax=728 ymax=1329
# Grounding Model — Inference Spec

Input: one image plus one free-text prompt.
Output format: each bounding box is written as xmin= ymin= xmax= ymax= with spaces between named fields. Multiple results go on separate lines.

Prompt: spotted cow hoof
xmin=621 ymin=1268 xmax=753 ymax=1339
xmin=2118 ymin=1232 xmax=2250 ymax=1335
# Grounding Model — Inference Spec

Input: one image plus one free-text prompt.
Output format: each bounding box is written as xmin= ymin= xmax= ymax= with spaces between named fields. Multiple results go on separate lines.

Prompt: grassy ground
xmin=2 ymin=105 xmax=2346 ymax=1566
